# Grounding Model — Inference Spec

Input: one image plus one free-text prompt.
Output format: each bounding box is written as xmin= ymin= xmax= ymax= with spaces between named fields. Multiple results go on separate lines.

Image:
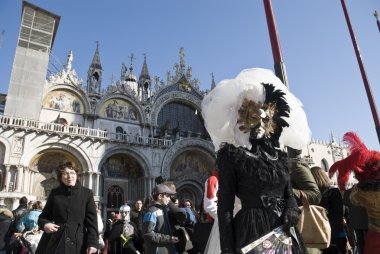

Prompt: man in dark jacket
xmin=12 ymin=196 xmax=28 ymax=229
xmin=0 ymin=206 xmax=13 ymax=253
xmin=287 ymin=147 xmax=321 ymax=205
xmin=143 ymin=184 xmax=180 ymax=254
xmin=130 ymin=200 xmax=144 ymax=254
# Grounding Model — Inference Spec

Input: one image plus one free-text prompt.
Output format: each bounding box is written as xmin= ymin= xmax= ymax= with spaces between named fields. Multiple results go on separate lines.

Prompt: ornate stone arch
xmin=150 ymin=91 xmax=202 ymax=126
xmin=161 ymin=138 xmax=215 ymax=178
xmin=96 ymin=94 xmax=146 ymax=124
xmin=43 ymin=85 xmax=91 ymax=114
xmin=0 ymin=136 xmax=12 ymax=165
xmin=98 ymin=146 xmax=150 ymax=178
xmin=19 ymin=142 xmax=92 ymax=172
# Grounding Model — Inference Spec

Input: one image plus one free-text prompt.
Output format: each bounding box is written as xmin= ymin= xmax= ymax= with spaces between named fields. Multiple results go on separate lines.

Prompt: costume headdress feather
xmin=329 ymin=132 xmax=380 ymax=190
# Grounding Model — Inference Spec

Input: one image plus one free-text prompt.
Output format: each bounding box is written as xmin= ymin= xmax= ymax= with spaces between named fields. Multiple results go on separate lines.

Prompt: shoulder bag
xmin=297 ymin=191 xmax=331 ymax=249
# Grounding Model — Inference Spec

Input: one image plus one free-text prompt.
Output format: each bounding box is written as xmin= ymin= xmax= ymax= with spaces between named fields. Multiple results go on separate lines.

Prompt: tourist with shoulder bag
xmin=297 ymin=191 xmax=331 ymax=250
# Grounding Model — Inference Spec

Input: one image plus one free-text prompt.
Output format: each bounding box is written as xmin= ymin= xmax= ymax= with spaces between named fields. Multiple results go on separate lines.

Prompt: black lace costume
xmin=217 ymin=141 xmax=304 ymax=254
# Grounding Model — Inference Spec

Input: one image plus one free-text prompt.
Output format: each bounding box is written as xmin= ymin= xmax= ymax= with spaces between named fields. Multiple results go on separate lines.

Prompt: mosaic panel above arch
xmin=101 ymin=153 xmax=144 ymax=179
xmin=29 ymin=150 xmax=83 ymax=174
xmin=42 ymin=90 xmax=84 ymax=113
xmin=170 ymin=150 xmax=214 ymax=181
xmin=29 ymin=150 xmax=83 ymax=199
xmin=99 ymin=99 xmax=139 ymax=121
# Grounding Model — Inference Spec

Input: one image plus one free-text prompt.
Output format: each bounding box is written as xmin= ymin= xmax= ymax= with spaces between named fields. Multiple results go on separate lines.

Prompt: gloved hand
xmin=283 ymin=207 xmax=301 ymax=233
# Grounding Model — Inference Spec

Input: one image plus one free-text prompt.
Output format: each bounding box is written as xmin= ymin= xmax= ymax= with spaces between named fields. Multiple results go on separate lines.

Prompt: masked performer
xmin=202 ymin=68 xmax=311 ymax=254
xmin=329 ymin=132 xmax=380 ymax=254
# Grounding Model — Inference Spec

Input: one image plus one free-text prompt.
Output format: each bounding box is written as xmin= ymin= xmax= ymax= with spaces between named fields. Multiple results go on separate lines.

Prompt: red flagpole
xmin=263 ymin=0 xmax=289 ymax=88
xmin=341 ymin=0 xmax=380 ymax=144
xmin=375 ymin=11 xmax=380 ymax=32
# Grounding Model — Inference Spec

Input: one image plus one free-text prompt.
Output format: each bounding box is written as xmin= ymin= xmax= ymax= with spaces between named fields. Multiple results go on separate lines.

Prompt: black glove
xmin=283 ymin=207 xmax=301 ymax=233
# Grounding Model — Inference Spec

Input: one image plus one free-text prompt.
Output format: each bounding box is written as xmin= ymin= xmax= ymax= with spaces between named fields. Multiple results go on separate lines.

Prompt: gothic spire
xmin=87 ymin=42 xmax=102 ymax=95
xmin=90 ymin=41 xmax=102 ymax=70
xmin=139 ymin=54 xmax=151 ymax=80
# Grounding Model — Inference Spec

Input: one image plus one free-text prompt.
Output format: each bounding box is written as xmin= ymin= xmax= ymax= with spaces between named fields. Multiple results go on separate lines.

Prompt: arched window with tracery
xmin=107 ymin=185 xmax=124 ymax=209
xmin=157 ymin=101 xmax=208 ymax=138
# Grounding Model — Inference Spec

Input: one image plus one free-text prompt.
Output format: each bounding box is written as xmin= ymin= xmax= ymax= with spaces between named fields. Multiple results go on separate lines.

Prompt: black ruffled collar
xmin=218 ymin=142 xmax=288 ymax=183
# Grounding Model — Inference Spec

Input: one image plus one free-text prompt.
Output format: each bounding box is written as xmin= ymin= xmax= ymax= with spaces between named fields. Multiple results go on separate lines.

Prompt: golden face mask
xmin=237 ymin=98 xmax=278 ymax=139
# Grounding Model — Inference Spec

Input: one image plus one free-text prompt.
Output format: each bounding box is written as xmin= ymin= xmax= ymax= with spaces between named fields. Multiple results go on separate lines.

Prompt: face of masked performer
xmin=250 ymin=109 xmax=268 ymax=140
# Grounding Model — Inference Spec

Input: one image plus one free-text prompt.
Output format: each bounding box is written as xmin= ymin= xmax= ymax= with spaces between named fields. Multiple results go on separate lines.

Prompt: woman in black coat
xmin=36 ymin=161 xmax=98 ymax=254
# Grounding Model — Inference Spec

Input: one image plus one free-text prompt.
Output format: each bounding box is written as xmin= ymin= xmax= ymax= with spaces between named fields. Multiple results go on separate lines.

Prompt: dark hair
xmin=143 ymin=195 xmax=153 ymax=207
xmin=182 ymin=199 xmax=193 ymax=208
xmin=310 ymin=166 xmax=331 ymax=192
xmin=56 ymin=161 xmax=80 ymax=186
xmin=19 ymin=196 xmax=28 ymax=205
xmin=32 ymin=201 xmax=43 ymax=210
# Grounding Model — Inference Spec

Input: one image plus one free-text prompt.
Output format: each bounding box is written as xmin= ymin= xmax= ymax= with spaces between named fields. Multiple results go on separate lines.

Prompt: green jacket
xmin=288 ymin=158 xmax=321 ymax=206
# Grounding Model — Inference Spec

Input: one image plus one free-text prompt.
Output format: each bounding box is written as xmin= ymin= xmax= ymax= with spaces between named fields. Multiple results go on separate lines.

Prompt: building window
xmin=107 ymin=185 xmax=123 ymax=209
xmin=157 ymin=102 xmax=208 ymax=138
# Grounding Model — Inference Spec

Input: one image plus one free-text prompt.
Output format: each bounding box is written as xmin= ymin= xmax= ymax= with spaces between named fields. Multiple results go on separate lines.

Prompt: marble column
xmin=22 ymin=168 xmax=29 ymax=193
xmin=29 ymin=171 xmax=35 ymax=194
xmin=3 ymin=165 xmax=11 ymax=191
xmin=15 ymin=165 xmax=23 ymax=192
xmin=88 ymin=172 xmax=93 ymax=190
xmin=95 ymin=172 xmax=100 ymax=196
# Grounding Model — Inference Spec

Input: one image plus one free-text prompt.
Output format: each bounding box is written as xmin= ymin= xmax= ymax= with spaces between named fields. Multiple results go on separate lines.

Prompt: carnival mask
xmin=237 ymin=98 xmax=278 ymax=139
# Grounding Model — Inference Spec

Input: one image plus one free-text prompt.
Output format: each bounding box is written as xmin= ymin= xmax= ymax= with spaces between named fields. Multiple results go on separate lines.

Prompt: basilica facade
xmin=0 ymin=2 xmax=349 ymax=217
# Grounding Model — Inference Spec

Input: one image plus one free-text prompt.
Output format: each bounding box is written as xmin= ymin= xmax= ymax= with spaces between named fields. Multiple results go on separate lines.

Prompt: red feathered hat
xmin=329 ymin=132 xmax=380 ymax=191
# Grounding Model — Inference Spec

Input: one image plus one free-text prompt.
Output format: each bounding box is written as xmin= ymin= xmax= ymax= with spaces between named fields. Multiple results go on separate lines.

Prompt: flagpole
xmin=374 ymin=11 xmax=380 ymax=33
xmin=340 ymin=0 xmax=380 ymax=144
xmin=263 ymin=0 xmax=289 ymax=88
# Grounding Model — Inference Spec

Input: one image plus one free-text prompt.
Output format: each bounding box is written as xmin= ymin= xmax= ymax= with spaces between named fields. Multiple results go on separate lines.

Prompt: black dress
xmin=217 ymin=143 xmax=304 ymax=254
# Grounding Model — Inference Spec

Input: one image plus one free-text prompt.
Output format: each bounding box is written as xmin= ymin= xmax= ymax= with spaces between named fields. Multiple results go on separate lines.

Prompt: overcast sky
xmin=0 ymin=0 xmax=379 ymax=149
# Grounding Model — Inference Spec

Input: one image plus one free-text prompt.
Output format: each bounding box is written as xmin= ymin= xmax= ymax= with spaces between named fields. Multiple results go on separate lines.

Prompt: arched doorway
xmin=176 ymin=180 xmax=204 ymax=210
xmin=101 ymin=153 xmax=145 ymax=215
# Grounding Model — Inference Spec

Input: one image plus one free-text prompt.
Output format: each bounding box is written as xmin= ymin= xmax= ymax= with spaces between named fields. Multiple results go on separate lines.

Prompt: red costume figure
xmin=203 ymin=169 xmax=219 ymax=223
xmin=329 ymin=132 xmax=380 ymax=254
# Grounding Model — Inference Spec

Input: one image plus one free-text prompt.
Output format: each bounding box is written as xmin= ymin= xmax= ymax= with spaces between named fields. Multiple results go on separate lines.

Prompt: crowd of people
xmin=1 ymin=68 xmax=379 ymax=254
